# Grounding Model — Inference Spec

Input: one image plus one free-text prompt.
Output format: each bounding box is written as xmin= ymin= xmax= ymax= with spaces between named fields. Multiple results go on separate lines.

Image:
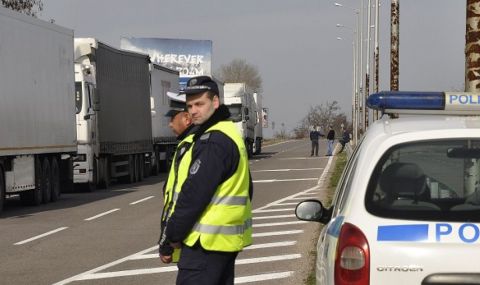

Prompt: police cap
xmin=182 ymin=76 xmax=219 ymax=96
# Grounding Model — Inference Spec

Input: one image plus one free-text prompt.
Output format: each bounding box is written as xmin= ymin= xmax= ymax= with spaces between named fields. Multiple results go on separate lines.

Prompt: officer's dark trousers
xmin=311 ymin=141 xmax=319 ymax=156
xmin=176 ymin=242 xmax=239 ymax=285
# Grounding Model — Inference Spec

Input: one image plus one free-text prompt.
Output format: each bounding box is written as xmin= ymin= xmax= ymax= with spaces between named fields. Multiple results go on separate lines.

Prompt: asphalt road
xmin=0 ymin=139 xmax=335 ymax=285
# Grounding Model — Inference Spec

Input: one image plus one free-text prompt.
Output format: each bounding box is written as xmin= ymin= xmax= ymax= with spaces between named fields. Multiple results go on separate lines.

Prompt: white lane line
xmin=252 ymin=230 xmax=303 ymax=237
xmin=14 ymin=227 xmax=69 ymax=245
xmin=278 ymin=157 xmax=327 ymax=160
xmin=53 ymin=246 xmax=159 ymax=285
xmin=244 ymin=241 xmax=297 ymax=250
xmin=252 ymin=168 xmax=323 ymax=173
xmin=253 ymin=178 xmax=317 ymax=183
xmin=236 ymin=254 xmax=301 ymax=265
xmin=84 ymin=209 xmax=120 ymax=221
xmin=252 ymin=214 xmax=296 ymax=220
xmin=287 ymin=196 xmax=319 ymax=200
xmin=235 ymin=271 xmax=294 ymax=284
xmin=75 ymin=267 xmax=178 ymax=281
xmin=132 ymin=241 xmax=299 ymax=260
xmin=275 ymin=202 xmax=301 ymax=206
xmin=253 ymin=221 xmax=307 ymax=227
xmin=130 ymin=196 xmax=155 ymax=205
xmin=263 ymin=140 xmax=294 ymax=148
xmin=253 ymin=208 xmax=295 ymax=213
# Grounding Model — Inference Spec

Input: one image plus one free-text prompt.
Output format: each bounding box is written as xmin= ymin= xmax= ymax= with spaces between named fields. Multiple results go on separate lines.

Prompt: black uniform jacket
xmin=164 ymin=104 xmax=254 ymax=246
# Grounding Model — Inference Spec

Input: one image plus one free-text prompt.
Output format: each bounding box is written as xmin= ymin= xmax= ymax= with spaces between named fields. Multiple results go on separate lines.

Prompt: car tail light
xmin=335 ymin=223 xmax=370 ymax=285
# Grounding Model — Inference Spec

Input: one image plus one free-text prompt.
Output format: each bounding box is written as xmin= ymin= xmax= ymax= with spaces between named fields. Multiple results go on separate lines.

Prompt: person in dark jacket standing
xmin=326 ymin=126 xmax=335 ymax=156
xmin=338 ymin=128 xmax=351 ymax=153
xmin=309 ymin=126 xmax=323 ymax=156
xmin=159 ymin=93 xmax=196 ymax=264
xmin=162 ymin=76 xmax=253 ymax=285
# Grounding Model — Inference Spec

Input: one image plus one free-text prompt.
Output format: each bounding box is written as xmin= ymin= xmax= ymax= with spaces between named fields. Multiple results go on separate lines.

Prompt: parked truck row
xmin=0 ymin=6 xmax=264 ymax=212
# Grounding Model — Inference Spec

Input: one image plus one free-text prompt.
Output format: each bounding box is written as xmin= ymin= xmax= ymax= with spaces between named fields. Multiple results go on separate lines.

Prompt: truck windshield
xmin=75 ymin=82 xmax=82 ymax=114
xmin=365 ymin=139 xmax=480 ymax=222
xmin=228 ymin=105 xmax=242 ymax=122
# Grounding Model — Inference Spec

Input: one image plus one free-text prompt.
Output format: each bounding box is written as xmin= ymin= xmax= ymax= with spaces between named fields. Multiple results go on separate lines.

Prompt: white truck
xmin=224 ymin=83 xmax=256 ymax=157
xmin=73 ymin=38 xmax=153 ymax=189
xmin=252 ymin=92 xmax=263 ymax=155
xmin=0 ymin=6 xmax=76 ymax=211
xmin=149 ymin=64 xmax=181 ymax=174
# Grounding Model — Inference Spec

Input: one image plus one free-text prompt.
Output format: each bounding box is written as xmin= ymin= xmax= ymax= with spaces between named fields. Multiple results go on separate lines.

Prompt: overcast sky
xmin=39 ymin=0 xmax=465 ymax=138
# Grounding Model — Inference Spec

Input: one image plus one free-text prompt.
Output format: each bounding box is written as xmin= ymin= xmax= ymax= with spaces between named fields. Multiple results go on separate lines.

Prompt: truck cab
xmin=224 ymin=83 xmax=256 ymax=157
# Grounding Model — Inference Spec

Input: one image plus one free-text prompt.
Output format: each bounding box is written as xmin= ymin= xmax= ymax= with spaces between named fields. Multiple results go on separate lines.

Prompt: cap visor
xmin=165 ymin=110 xmax=181 ymax=117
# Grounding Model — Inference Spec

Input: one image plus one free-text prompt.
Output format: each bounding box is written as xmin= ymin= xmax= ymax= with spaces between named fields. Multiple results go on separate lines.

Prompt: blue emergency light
xmin=367 ymin=91 xmax=480 ymax=114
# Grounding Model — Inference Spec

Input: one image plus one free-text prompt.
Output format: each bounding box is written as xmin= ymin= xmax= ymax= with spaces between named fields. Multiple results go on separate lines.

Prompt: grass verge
xmin=304 ymin=151 xmax=348 ymax=285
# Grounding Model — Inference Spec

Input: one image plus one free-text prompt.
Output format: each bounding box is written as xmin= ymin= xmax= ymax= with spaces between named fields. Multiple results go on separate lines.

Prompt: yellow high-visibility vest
xmin=178 ymin=121 xmax=252 ymax=252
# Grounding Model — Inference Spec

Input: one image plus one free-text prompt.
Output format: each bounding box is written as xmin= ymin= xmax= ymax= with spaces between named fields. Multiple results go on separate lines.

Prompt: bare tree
xmin=215 ymin=59 xmax=263 ymax=92
xmin=299 ymin=101 xmax=349 ymax=136
xmin=1 ymin=0 xmax=43 ymax=17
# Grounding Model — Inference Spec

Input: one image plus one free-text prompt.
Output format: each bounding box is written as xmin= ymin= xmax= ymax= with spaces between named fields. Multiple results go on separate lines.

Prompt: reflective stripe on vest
xmin=181 ymin=121 xmax=253 ymax=252
xmin=193 ymin=218 xmax=253 ymax=235
xmin=163 ymin=134 xmax=194 ymax=222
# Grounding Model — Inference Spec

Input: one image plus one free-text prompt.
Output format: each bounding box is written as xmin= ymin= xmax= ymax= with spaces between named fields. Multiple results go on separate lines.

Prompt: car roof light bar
xmin=367 ymin=91 xmax=480 ymax=115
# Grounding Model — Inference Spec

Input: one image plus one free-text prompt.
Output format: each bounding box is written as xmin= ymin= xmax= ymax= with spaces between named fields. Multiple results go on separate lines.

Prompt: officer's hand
xmin=170 ymin=242 xmax=182 ymax=249
xmin=160 ymin=254 xmax=172 ymax=264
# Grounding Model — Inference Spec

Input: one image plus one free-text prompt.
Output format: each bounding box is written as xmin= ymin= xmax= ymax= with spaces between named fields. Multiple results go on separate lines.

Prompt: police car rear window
xmin=365 ymin=139 xmax=480 ymax=222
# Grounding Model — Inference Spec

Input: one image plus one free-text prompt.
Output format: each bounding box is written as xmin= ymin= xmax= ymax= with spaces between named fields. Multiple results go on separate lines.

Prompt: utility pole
xmin=466 ymin=0 xmax=480 ymax=92
xmin=465 ymin=0 xmax=480 ymax=197
xmin=373 ymin=0 xmax=380 ymax=120
xmin=364 ymin=0 xmax=372 ymax=128
xmin=390 ymin=0 xmax=400 ymax=91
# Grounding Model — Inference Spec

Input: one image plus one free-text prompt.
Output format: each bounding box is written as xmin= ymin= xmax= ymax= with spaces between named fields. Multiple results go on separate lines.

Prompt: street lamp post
xmin=334 ymin=2 xmax=361 ymax=144
xmin=336 ymin=23 xmax=359 ymax=146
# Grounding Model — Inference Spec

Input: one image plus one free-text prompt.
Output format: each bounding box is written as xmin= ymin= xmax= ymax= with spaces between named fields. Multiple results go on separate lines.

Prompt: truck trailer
xmin=253 ymin=92 xmax=263 ymax=155
xmin=224 ymin=83 xmax=256 ymax=157
xmin=149 ymin=64 xmax=181 ymax=174
xmin=0 ymin=6 xmax=76 ymax=211
xmin=73 ymin=38 xmax=153 ymax=189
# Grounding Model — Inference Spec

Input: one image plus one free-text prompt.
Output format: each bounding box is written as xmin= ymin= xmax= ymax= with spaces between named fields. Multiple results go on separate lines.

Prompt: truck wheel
xmin=50 ymin=158 xmax=60 ymax=202
xmin=20 ymin=157 xmax=43 ymax=205
xmin=87 ymin=158 xmax=98 ymax=192
xmin=128 ymin=155 xmax=135 ymax=183
xmin=97 ymin=157 xmax=110 ymax=189
xmin=0 ymin=167 xmax=5 ymax=213
xmin=151 ymin=148 xmax=160 ymax=176
xmin=134 ymin=155 xmax=141 ymax=182
xmin=254 ymin=140 xmax=262 ymax=155
xmin=42 ymin=158 xmax=52 ymax=203
xmin=245 ymin=140 xmax=253 ymax=158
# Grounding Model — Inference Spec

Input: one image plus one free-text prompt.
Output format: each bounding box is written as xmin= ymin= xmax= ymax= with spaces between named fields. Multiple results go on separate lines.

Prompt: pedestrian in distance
xmin=162 ymin=76 xmax=253 ymax=285
xmin=309 ymin=126 xmax=323 ymax=156
xmin=326 ymin=126 xmax=335 ymax=156
xmin=159 ymin=93 xmax=196 ymax=264
xmin=338 ymin=128 xmax=351 ymax=153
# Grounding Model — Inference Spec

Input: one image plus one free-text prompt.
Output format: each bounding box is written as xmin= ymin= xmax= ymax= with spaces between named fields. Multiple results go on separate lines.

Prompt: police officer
xmin=163 ymin=76 xmax=253 ymax=285
xmin=159 ymin=93 xmax=196 ymax=264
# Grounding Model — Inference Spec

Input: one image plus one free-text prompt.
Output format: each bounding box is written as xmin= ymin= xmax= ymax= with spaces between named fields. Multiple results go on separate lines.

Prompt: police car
xmin=296 ymin=91 xmax=480 ymax=285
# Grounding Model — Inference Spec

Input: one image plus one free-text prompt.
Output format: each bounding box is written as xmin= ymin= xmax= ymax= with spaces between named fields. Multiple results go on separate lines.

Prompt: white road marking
xmin=278 ymin=157 xmax=327 ymax=160
xmin=253 ymin=178 xmax=317 ymax=183
xmin=235 ymin=271 xmax=294 ymax=283
xmin=288 ymin=196 xmax=319 ymax=200
xmin=252 ymin=214 xmax=296 ymax=220
xmin=253 ymin=221 xmax=307 ymax=227
xmin=84 ymin=208 xmax=120 ymax=221
xmin=253 ymin=208 xmax=295 ymax=213
xmin=275 ymin=202 xmax=301 ymax=206
xmin=14 ymin=227 xmax=69 ymax=245
xmin=236 ymin=254 xmax=301 ymax=264
xmin=244 ymin=241 xmax=297 ymax=250
xmin=130 ymin=196 xmax=155 ymax=205
xmin=262 ymin=140 xmax=294 ymax=148
xmin=252 ymin=230 xmax=303 ymax=237
xmin=251 ymin=167 xmax=323 ymax=172
xmin=52 ymin=246 xmax=160 ymax=285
